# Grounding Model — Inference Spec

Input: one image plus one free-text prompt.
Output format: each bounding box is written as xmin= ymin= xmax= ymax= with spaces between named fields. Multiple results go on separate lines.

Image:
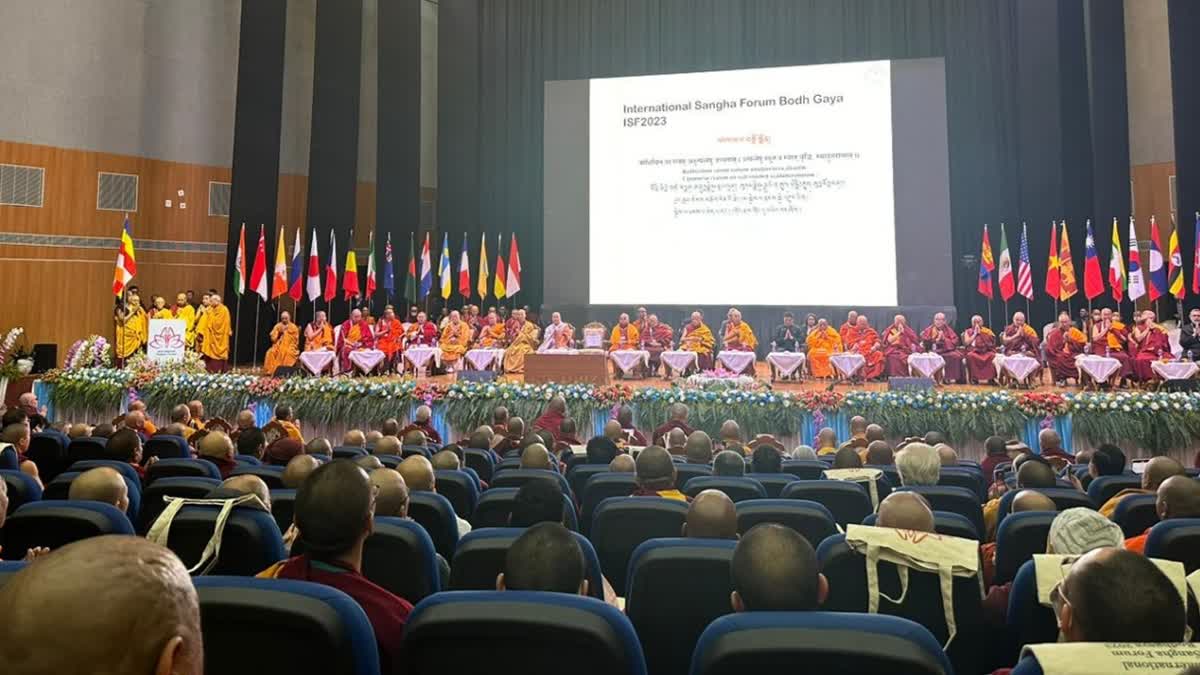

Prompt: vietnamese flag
xmin=1045 ymin=221 xmax=1061 ymax=300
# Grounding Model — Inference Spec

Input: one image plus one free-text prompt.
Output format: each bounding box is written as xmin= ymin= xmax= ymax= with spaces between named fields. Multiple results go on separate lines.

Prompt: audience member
xmin=730 ymin=524 xmax=827 ymax=612
xmin=496 ymin=522 xmax=587 ymax=596
xmin=402 ymin=429 xmax=427 ymax=449
xmin=685 ymin=431 xmax=714 ymax=465
xmin=104 ymin=427 xmax=145 ymax=478
xmin=67 ymin=467 xmax=129 ymax=513
xmin=935 ymin=443 xmax=958 ymax=467
xmin=815 ymin=427 xmax=837 ymax=455
xmin=602 ymin=420 xmax=623 ymax=445
xmin=558 ymin=418 xmax=583 ymax=446
xmin=617 ymin=406 xmax=647 ymax=445
xmin=305 ymin=437 xmax=332 ymax=457
xmin=91 ymin=422 xmax=114 ymax=439
xmin=875 ymin=492 xmax=934 ymax=532
xmin=750 ymin=444 xmax=783 ymax=473
xmin=713 ymin=450 xmax=746 ymax=477
xmin=197 ymin=431 xmax=236 ymax=478
xmin=633 ymin=446 xmax=686 ymax=501
xmin=397 ymin=455 xmax=472 ymax=536
xmin=1098 ymin=456 xmax=1184 ymax=518
xmin=381 ymin=418 xmax=401 ymax=438
xmin=653 ymin=403 xmax=694 ymax=445
xmin=980 ymin=435 xmax=1010 ymax=480
xmin=66 ymin=422 xmax=91 ymax=439
xmin=274 ymin=454 xmax=317 ymax=491
xmin=718 ymin=420 xmax=741 ymax=449
xmin=264 ymin=437 xmax=303 ymax=466
xmin=431 ymin=449 xmax=461 ymax=471
xmin=355 ymin=455 xmax=384 ymax=471
xmin=924 ymin=431 xmax=946 ymax=447
xmin=1037 ymin=428 xmax=1073 ymax=462
xmin=216 ymin=474 xmax=272 ymax=510
xmin=532 ymin=396 xmax=568 ymax=441
xmin=236 ymin=426 xmax=267 ymax=460
xmin=494 ymin=417 xmax=524 ymax=454
xmin=2 ymin=422 xmax=41 ymax=485
xmin=271 ymin=404 xmax=303 ymax=442
xmin=491 ymin=406 xmax=510 ymax=434
xmin=1051 ymin=547 xmax=1184 ymax=643
xmin=585 ymin=436 xmax=620 ymax=465
xmin=518 ymin=443 xmax=553 ymax=471
xmin=1047 ymin=508 xmax=1124 ymax=555
xmin=848 ymin=416 xmax=868 ymax=446
xmin=832 ymin=445 xmax=863 ymax=469
xmin=370 ymin=468 xmax=410 ymax=518
xmin=1088 ymin=443 xmax=1126 ymax=478
xmin=609 ymin=454 xmax=636 ymax=473
xmin=982 ymin=455 xmax=1056 ymax=540
xmin=665 ymin=428 xmax=688 ymax=456
xmin=865 ymin=424 xmax=886 ymax=444
xmin=894 ymin=442 xmax=940 ymax=486
xmin=865 ymin=440 xmax=894 ymax=466
xmin=343 ymin=429 xmax=367 ymax=449
xmin=791 ymin=445 xmax=818 ymax=461
xmin=1125 ymin=475 xmax=1200 ymax=553
xmin=683 ymin=489 xmax=737 ymax=539
xmin=399 ymin=405 xmax=441 ymax=445
xmin=509 ymin=479 xmax=565 ymax=527
xmin=365 ymin=430 xmax=383 ymax=446
xmin=373 ymin=434 xmax=402 ymax=457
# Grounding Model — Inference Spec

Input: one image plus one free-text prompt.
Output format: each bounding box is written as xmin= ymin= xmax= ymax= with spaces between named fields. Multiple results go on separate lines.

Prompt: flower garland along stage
xmin=34 ymin=368 xmax=1200 ymax=454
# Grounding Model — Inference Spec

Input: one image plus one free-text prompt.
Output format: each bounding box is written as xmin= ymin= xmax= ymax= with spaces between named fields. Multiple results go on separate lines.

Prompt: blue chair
xmin=744 ymin=473 xmax=796 ymax=498
xmin=193 ymin=576 xmax=380 ymax=675
xmin=27 ymin=430 xmax=70 ymax=481
xmin=1087 ymin=474 xmax=1141 ymax=507
xmin=144 ymin=435 xmax=191 ymax=461
xmin=489 ymin=468 xmax=572 ymax=500
xmin=1 ymin=469 xmax=42 ymax=514
xmin=162 ymin=503 xmax=286 ymax=575
xmin=997 ymin=487 xmax=1094 ymax=522
xmin=268 ymin=488 xmax=296 ymax=533
xmin=1112 ymin=493 xmax=1159 ymax=538
xmin=0 ymin=560 xmax=26 ymax=588
xmin=332 ymin=446 xmax=367 ymax=460
xmin=626 ymin=538 xmax=736 ymax=675
xmin=469 ymin=487 xmax=579 ymax=531
xmin=43 ymin=470 xmax=141 ymax=522
xmin=736 ymin=499 xmax=838 ymax=548
xmin=376 ymin=454 xmax=403 ymax=469
xmin=1144 ymin=518 xmax=1200 ymax=573
xmin=140 ymin=477 xmax=222 ymax=532
xmin=68 ymin=459 xmax=140 ymax=486
xmin=580 ymin=473 xmax=638 ymax=533
xmin=781 ymin=459 xmax=828 ymax=481
xmin=993 ymin=511 xmax=1056 ymax=585
xmin=433 ymin=469 xmax=479 ymax=518
xmin=674 ymin=463 xmax=713 ymax=490
xmin=567 ymin=463 xmax=610 ymax=498
xmin=863 ymin=510 xmax=980 ymax=541
xmin=464 ymin=448 xmax=496 ymax=482
xmin=291 ymin=516 xmax=441 ymax=603
xmin=404 ymin=591 xmax=647 ymax=675
xmin=682 ymin=476 xmax=767 ymax=503
xmin=591 ymin=497 xmax=688 ymax=591
xmin=229 ymin=464 xmax=285 ymax=489
xmin=2 ymin=501 xmax=134 ymax=559
xmin=235 ymin=454 xmax=263 ymax=466
xmin=1007 ymin=559 xmax=1058 ymax=653
xmin=449 ymin=527 xmax=604 ymax=601
xmin=0 ymin=445 xmax=19 ymax=471
xmin=898 ymin=486 xmax=985 ymax=540
xmin=401 ymin=445 xmax=432 ymax=459
xmin=408 ymin=491 xmax=460 ymax=560
xmin=691 ymin=612 xmax=953 ymax=675
xmin=782 ymin=480 xmax=873 ymax=528
xmin=145 ymin=457 xmax=221 ymax=484
xmin=938 ymin=466 xmax=987 ymax=501
xmin=866 ymin=464 xmax=902 ymax=490
xmin=66 ymin=436 xmax=108 ymax=463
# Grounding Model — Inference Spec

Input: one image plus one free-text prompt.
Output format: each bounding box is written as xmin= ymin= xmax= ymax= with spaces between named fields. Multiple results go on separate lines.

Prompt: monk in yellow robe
xmin=679 ymin=311 xmax=715 ymax=370
xmin=721 ymin=308 xmax=757 ymax=374
xmin=440 ymin=310 xmax=471 ymax=369
xmin=114 ymin=296 xmax=148 ymax=365
xmin=149 ymin=296 xmax=173 ymax=319
xmin=477 ymin=311 xmax=507 ymax=348
xmin=806 ymin=318 xmax=843 ymax=378
xmin=503 ymin=308 xmax=540 ymax=373
xmin=263 ymin=311 xmax=300 ymax=375
xmin=609 ymin=313 xmax=640 ymax=351
xmin=198 ymin=294 xmax=232 ymax=372
xmin=172 ymin=293 xmax=198 ymax=349
xmin=304 ymin=310 xmax=335 ymax=351
xmin=373 ymin=306 xmax=405 ymax=368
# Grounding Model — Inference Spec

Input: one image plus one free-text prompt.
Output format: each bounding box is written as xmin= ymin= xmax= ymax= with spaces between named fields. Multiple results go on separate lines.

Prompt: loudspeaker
xmin=32 ymin=344 xmax=57 ymax=374
xmin=888 ymin=376 xmax=935 ymax=392
xmin=1162 ymin=379 xmax=1200 ymax=392
xmin=273 ymin=365 xmax=301 ymax=377
xmin=457 ymin=370 xmax=497 ymax=383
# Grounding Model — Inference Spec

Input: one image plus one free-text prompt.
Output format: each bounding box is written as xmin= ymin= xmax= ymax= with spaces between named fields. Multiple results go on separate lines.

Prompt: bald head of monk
xmin=1011 ymin=489 xmax=1057 ymax=514
xmin=685 ymin=430 xmax=714 ymax=464
xmin=865 ymin=440 xmax=894 ymax=465
xmin=402 ymin=429 xmax=427 ymax=447
xmin=0 ymin=536 xmax=203 ymax=675
xmin=519 ymin=443 xmax=553 ymax=470
xmin=397 ymin=455 xmax=435 ymax=492
xmin=1016 ymin=456 xmax=1057 ymax=488
xmin=719 ymin=420 xmax=741 ymax=444
xmin=865 ymin=424 xmax=885 ymax=443
xmin=548 ymin=396 xmax=566 ymax=415
xmin=305 ymin=437 xmax=332 ymax=456
xmin=67 ymin=467 xmax=129 ymax=513
xmin=666 ymin=427 xmax=687 ymax=452
xmin=1156 ymin=474 xmax=1200 ymax=520
xmin=343 ymin=429 xmax=366 ymax=448
xmin=935 ymin=444 xmax=958 ymax=467
xmin=636 ymin=446 xmax=677 ymax=491
xmin=603 ymin=419 xmax=622 ymax=442
xmin=373 ymin=434 xmax=401 ymax=457
xmin=282 ymin=454 xmax=321 ymax=489
xmin=197 ymin=430 xmax=234 ymax=461
xmin=431 ymin=449 xmax=460 ymax=471
xmin=609 ymin=454 xmax=636 ymax=473
xmin=370 ymin=467 xmax=410 ymax=518
xmin=683 ymin=489 xmax=738 ymax=539
xmin=816 ymin=427 xmax=837 ymax=449
xmin=1141 ymin=456 xmax=1185 ymax=491
xmin=355 ymin=455 xmax=384 ymax=472
xmin=849 ymin=416 xmax=867 ymax=436
xmin=220 ymin=474 xmax=272 ymax=510
xmin=876 ymin=492 xmax=935 ymax=532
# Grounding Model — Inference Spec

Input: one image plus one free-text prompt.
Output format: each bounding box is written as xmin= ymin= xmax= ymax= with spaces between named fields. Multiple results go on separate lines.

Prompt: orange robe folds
xmin=264 ymin=323 xmax=300 ymax=374
xmin=478 ymin=323 xmax=507 ymax=348
xmin=723 ymin=322 xmax=757 ymax=351
xmin=374 ymin=319 xmax=405 ymax=360
xmin=199 ymin=304 xmax=232 ymax=361
xmin=503 ymin=321 xmax=540 ymax=373
xmin=336 ymin=320 xmax=376 ymax=373
xmin=806 ymin=327 xmax=843 ymax=377
xmin=1045 ymin=326 xmax=1087 ymax=381
xmin=440 ymin=321 xmax=471 ymax=364
xmin=680 ymin=322 xmax=715 ymax=370
xmin=115 ymin=307 xmax=148 ymax=359
xmin=173 ymin=304 xmax=198 ymax=349
xmin=304 ymin=323 xmax=334 ymax=351
xmin=846 ymin=327 xmax=884 ymax=380
xmin=609 ymin=324 xmax=640 ymax=351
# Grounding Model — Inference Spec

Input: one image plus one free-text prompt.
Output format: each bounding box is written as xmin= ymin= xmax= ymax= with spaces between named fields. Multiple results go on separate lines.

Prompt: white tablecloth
xmin=610 ymin=350 xmax=650 ymax=375
xmin=717 ymin=350 xmax=756 ymax=373
xmin=661 ymin=350 xmax=698 ymax=375
xmin=1076 ymin=355 xmax=1122 ymax=383
xmin=349 ymin=349 xmax=386 ymax=375
xmin=907 ymin=352 xmax=946 ymax=378
xmin=1152 ymin=360 xmax=1199 ymax=381
xmin=1000 ymin=353 xmax=1040 ymax=383
xmin=766 ymin=352 xmax=806 ymax=377
xmin=404 ymin=346 xmax=442 ymax=372
xmin=830 ymin=352 xmax=866 ymax=378
xmin=298 ymin=350 xmax=335 ymax=375
xmin=464 ymin=348 xmax=505 ymax=371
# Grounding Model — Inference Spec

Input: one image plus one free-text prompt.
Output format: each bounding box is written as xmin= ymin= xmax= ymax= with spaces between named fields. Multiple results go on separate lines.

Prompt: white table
xmin=766 ymin=352 xmax=806 ymax=378
xmin=907 ymin=352 xmax=946 ymax=379
xmin=349 ymin=349 xmax=386 ymax=375
xmin=404 ymin=346 xmax=442 ymax=376
xmin=1076 ymin=354 xmax=1122 ymax=384
xmin=830 ymin=352 xmax=866 ymax=379
xmin=464 ymin=348 xmax=506 ymax=371
xmin=661 ymin=350 xmax=698 ymax=377
xmin=999 ymin=353 xmax=1040 ymax=384
xmin=717 ymin=350 xmax=756 ymax=374
xmin=298 ymin=350 xmax=335 ymax=376
xmin=1152 ymin=360 xmax=1200 ymax=381
xmin=610 ymin=349 xmax=650 ymax=376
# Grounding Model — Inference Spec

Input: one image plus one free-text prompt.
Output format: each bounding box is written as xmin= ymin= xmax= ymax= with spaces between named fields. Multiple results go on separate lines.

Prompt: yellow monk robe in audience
xmin=609 ymin=314 xmax=640 ymax=351
xmin=680 ymin=312 xmax=715 ymax=370
xmin=503 ymin=309 xmax=540 ymax=373
xmin=374 ymin=307 xmax=405 ymax=366
xmin=477 ymin=313 xmax=507 ymax=348
xmin=263 ymin=311 xmax=300 ymax=375
xmin=172 ymin=293 xmax=198 ymax=349
xmin=115 ymin=297 xmax=148 ymax=361
xmin=440 ymin=311 xmax=471 ymax=367
xmin=304 ymin=311 xmax=335 ymax=351
xmin=806 ymin=319 xmax=843 ymax=377
xmin=199 ymin=295 xmax=232 ymax=372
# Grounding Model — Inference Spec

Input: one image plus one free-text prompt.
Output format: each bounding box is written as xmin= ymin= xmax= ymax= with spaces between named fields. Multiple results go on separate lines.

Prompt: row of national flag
xmin=232 ymin=225 xmax=524 ymax=304
xmin=978 ymin=215 xmax=1197 ymax=304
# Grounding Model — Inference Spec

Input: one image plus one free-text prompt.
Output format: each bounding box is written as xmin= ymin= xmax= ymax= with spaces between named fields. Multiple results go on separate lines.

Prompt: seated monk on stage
xmin=440 ymin=310 xmax=471 ymax=370
xmin=722 ymin=308 xmax=757 ymax=375
xmin=539 ymin=312 xmax=574 ymax=352
xmin=373 ymin=305 xmax=405 ymax=368
xmin=883 ymin=314 xmax=920 ymax=377
xmin=477 ymin=311 xmax=507 ymax=348
xmin=1001 ymin=311 xmax=1042 ymax=383
xmin=806 ymin=318 xmax=843 ymax=378
xmin=921 ymin=312 xmax=962 ymax=384
xmin=846 ymin=315 xmax=884 ymax=380
xmin=198 ymin=293 xmax=232 ymax=373
xmin=503 ymin=308 xmax=540 ymax=373
xmin=641 ymin=314 xmax=673 ymax=375
xmin=504 ymin=309 xmax=523 ymax=341
xmin=610 ymin=313 xmax=640 ymax=351
xmin=1089 ymin=307 xmax=1132 ymax=383
xmin=336 ymin=308 xmax=376 ymax=373
xmin=1130 ymin=310 xmax=1171 ymax=382
xmin=406 ymin=311 xmax=438 ymax=347
xmin=264 ymin=311 xmax=300 ymax=375
xmin=679 ymin=311 xmax=715 ymax=371
xmin=962 ymin=314 xmax=998 ymax=383
xmin=304 ymin=310 xmax=334 ymax=351
xmin=1045 ymin=311 xmax=1087 ymax=385
xmin=839 ymin=310 xmax=858 ymax=347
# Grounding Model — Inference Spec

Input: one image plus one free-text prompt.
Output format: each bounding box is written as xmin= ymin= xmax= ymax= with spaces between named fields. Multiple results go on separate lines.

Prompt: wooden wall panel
xmin=275 ymin=174 xmax=309 ymax=231
xmin=1131 ymin=161 xmax=1177 ymax=229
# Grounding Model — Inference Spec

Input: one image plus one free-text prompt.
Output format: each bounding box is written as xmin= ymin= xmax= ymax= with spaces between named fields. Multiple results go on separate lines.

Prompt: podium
xmin=524 ymin=353 xmax=610 ymax=386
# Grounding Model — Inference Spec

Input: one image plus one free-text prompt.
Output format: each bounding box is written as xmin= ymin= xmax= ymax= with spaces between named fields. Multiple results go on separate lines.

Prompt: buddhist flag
xmin=494 ymin=233 xmax=507 ymax=300
xmin=250 ymin=224 xmax=269 ymax=301
xmin=112 ymin=216 xmax=138 ymax=296
xmin=343 ymin=231 xmax=360 ymax=301
xmin=1058 ymin=221 xmax=1078 ymax=301
xmin=1045 ymin=221 xmax=1060 ymax=300
xmin=1168 ymin=217 xmax=1185 ymax=300
xmin=288 ymin=228 xmax=304 ymax=302
xmin=438 ymin=232 xmax=452 ymax=299
xmin=458 ymin=233 xmax=471 ymax=299
xmin=271 ymin=226 xmax=288 ymax=300
xmin=1082 ymin=220 xmax=1104 ymax=300
xmin=1017 ymin=223 xmax=1034 ymax=300
xmin=305 ymin=228 xmax=321 ymax=302
xmin=506 ymin=233 xmax=522 ymax=296
xmin=232 ymin=223 xmax=246 ymax=298
xmin=1127 ymin=218 xmax=1146 ymax=301
xmin=404 ymin=233 xmax=418 ymax=304
xmin=997 ymin=223 xmax=1014 ymax=301
xmin=383 ymin=232 xmax=395 ymax=297
xmin=1147 ymin=216 xmax=1167 ymax=301
xmin=477 ymin=233 xmax=490 ymax=300
xmin=418 ymin=233 xmax=433 ymax=300
xmin=977 ymin=224 xmax=994 ymax=300
xmin=365 ymin=230 xmax=377 ymax=298
xmin=1108 ymin=218 xmax=1125 ymax=303
xmin=324 ymin=230 xmax=338 ymax=303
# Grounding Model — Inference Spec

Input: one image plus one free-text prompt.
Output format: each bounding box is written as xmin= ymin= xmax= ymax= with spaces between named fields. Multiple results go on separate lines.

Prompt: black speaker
xmin=888 ymin=376 xmax=935 ymax=392
xmin=273 ymin=365 xmax=301 ymax=377
xmin=457 ymin=370 xmax=497 ymax=383
xmin=1162 ymin=379 xmax=1200 ymax=392
xmin=32 ymin=344 xmax=57 ymax=373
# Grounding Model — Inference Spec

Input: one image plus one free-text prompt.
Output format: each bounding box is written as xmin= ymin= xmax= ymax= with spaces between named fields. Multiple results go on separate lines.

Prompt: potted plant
xmin=13 ymin=345 xmax=34 ymax=375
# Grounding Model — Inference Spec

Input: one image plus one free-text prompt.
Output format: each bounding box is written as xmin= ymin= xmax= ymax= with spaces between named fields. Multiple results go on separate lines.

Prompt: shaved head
xmin=197 ymin=431 xmax=234 ymax=460
xmin=370 ymin=468 xmax=410 ymax=518
xmin=282 ymin=454 xmax=321 ymax=489
xmin=354 ymin=455 xmax=384 ymax=471
xmin=935 ymin=444 xmax=958 ymax=467
xmin=343 ymin=430 xmax=366 ymax=448
xmin=0 ymin=536 xmax=203 ymax=675
xmin=666 ymin=428 xmax=687 ymax=450
xmin=603 ymin=420 xmax=622 ymax=442
xmin=865 ymin=441 xmax=894 ymax=465
xmin=519 ymin=443 xmax=553 ymax=470
xmin=1157 ymin=475 xmax=1200 ymax=520
xmin=67 ymin=467 xmax=128 ymax=513
xmin=397 ymin=455 xmax=435 ymax=492
xmin=876 ymin=492 xmax=935 ymax=532
xmin=865 ymin=424 xmax=885 ymax=443
xmin=635 ymin=446 xmax=676 ymax=491
xmin=1141 ymin=456 xmax=1185 ymax=491
xmin=684 ymin=489 xmax=738 ymax=539
xmin=402 ymin=429 xmax=427 ymax=447
xmin=1011 ymin=489 xmax=1057 ymax=513
xmin=373 ymin=435 xmax=401 ymax=457
xmin=1016 ymin=457 xmax=1056 ymax=488
xmin=731 ymin=524 xmax=826 ymax=612
xmin=719 ymin=420 xmax=741 ymax=442
xmin=221 ymin=474 xmax=271 ymax=510
xmin=685 ymin=431 xmax=714 ymax=464
xmin=608 ymin=455 xmax=636 ymax=473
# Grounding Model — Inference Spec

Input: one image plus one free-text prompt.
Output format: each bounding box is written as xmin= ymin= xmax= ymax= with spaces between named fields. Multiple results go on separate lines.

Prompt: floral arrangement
xmin=684 ymin=368 xmax=761 ymax=391
xmin=64 ymin=335 xmax=112 ymax=370
xmin=1015 ymin=392 xmax=1071 ymax=417
xmin=0 ymin=327 xmax=25 ymax=379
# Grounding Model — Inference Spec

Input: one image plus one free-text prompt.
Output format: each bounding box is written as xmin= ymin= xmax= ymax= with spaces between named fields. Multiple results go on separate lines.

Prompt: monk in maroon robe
xmin=1001 ymin=312 xmax=1042 ymax=383
xmin=405 ymin=311 xmax=439 ymax=347
xmin=962 ymin=315 xmax=998 ymax=383
xmin=336 ymin=309 xmax=377 ymax=373
xmin=920 ymin=312 xmax=963 ymax=384
xmin=883 ymin=314 xmax=920 ymax=377
xmin=533 ymin=396 xmax=568 ymax=441
xmin=1089 ymin=307 xmax=1133 ymax=381
xmin=1044 ymin=311 xmax=1087 ymax=384
xmin=640 ymin=314 xmax=673 ymax=375
xmin=1130 ymin=310 xmax=1171 ymax=382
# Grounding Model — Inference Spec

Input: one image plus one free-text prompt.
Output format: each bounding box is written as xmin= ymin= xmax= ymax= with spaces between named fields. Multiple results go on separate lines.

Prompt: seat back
xmin=463 ymin=448 xmax=495 ymax=482
xmin=993 ymin=511 xmax=1055 ymax=585
xmin=269 ymin=488 xmax=297 ymax=533
xmin=144 ymin=435 xmax=191 ymax=461
xmin=401 ymin=445 xmax=432 ymax=459
xmin=1007 ymin=559 xmax=1058 ymax=652
xmin=66 ymin=436 xmax=108 ymax=463
xmin=469 ymin=487 xmax=578 ymax=531
xmin=3 ymin=501 xmax=134 ymax=559
xmin=998 ymin=487 xmax=1094 ymax=521
xmin=781 ymin=480 xmax=873 ymax=527
xmin=691 ymin=612 xmax=952 ymax=675
xmin=193 ymin=576 xmax=380 ymax=675
xmin=580 ymin=473 xmax=638 ymax=532
xmin=293 ymin=516 xmax=441 ymax=603
xmin=1144 ymin=518 xmax=1200 ymax=573
xmin=1 ymin=469 xmax=43 ymax=514
xmin=332 ymin=446 xmax=367 ymax=459
xmin=408 ymin=491 xmax=460 ymax=559
xmin=68 ymin=458 xmax=140 ymax=485
xmin=27 ymin=430 xmax=69 ymax=481
xmin=866 ymin=464 xmax=902 ymax=490
xmin=164 ymin=503 xmax=286 ymax=575
xmin=0 ymin=560 xmax=26 ymax=588
xmin=682 ymin=476 xmax=767 ymax=503
xmin=448 ymin=527 xmax=603 ymax=601
xmin=897 ymin=486 xmax=985 ymax=539
xmin=139 ymin=477 xmax=222 ymax=532
xmin=229 ymin=464 xmax=285 ymax=489
xmin=488 ymin=468 xmax=571 ymax=500
xmin=864 ymin=510 xmax=979 ymax=541
xmin=781 ymin=459 xmax=828 ymax=481
xmin=735 ymin=499 xmax=837 ymax=548
xmin=236 ymin=454 xmax=263 ymax=466
xmin=590 ymin=497 xmax=688 ymax=591
xmin=432 ymin=470 xmax=479 ymax=518
xmin=0 ymin=445 xmax=17 ymax=471
xmin=743 ymin=473 xmax=795 ymax=498
xmin=145 ymin=457 xmax=221 ymax=484
xmin=626 ymin=538 xmax=736 ymax=675
xmin=495 ymin=457 xmax=522 ymax=474
xmin=1087 ymin=474 xmax=1141 ymax=506
xmin=44 ymin=470 xmax=141 ymax=521
xmin=404 ymin=591 xmax=646 ymax=675
xmin=938 ymin=467 xmax=986 ymax=501
xmin=673 ymin=463 xmax=712 ymax=490
xmin=567 ymin=463 xmax=610 ymax=498
xmin=1112 ymin=493 xmax=1160 ymax=538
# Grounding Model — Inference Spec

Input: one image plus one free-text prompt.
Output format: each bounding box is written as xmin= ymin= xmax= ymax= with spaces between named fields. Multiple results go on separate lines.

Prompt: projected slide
xmin=588 ymin=60 xmax=897 ymax=306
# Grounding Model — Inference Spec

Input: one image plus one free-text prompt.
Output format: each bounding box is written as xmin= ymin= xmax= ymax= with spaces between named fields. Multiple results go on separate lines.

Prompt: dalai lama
xmin=962 ymin=314 xmax=998 ymax=384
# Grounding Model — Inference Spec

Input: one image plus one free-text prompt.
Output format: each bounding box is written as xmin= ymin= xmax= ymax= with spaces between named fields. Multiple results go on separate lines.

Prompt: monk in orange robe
xmin=336 ymin=308 xmax=376 ymax=373
xmin=440 ymin=310 xmax=471 ymax=369
xmin=198 ymin=294 xmax=232 ymax=373
xmin=406 ymin=311 xmax=439 ymax=347
xmin=477 ymin=311 xmax=507 ymax=348
xmin=962 ymin=315 xmax=998 ymax=383
xmin=806 ymin=318 xmax=842 ymax=378
xmin=679 ymin=311 xmax=715 ymax=370
xmin=374 ymin=306 xmax=405 ymax=367
xmin=721 ymin=308 xmax=757 ymax=374
xmin=845 ymin=315 xmax=884 ymax=380
xmin=503 ymin=309 xmax=540 ymax=373
xmin=609 ymin=313 xmax=640 ymax=351
xmin=540 ymin=312 xmax=574 ymax=351
xmin=839 ymin=310 xmax=859 ymax=347
xmin=1044 ymin=311 xmax=1087 ymax=384
xmin=883 ymin=314 xmax=920 ymax=377
xmin=263 ymin=311 xmax=300 ymax=375
xmin=304 ymin=311 xmax=335 ymax=351
xmin=149 ymin=295 xmax=173 ymax=319
xmin=1130 ymin=310 xmax=1171 ymax=382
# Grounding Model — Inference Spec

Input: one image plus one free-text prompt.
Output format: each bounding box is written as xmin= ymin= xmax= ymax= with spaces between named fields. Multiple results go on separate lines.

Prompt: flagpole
xmin=233 ymin=294 xmax=242 ymax=367
xmin=252 ymin=296 xmax=262 ymax=367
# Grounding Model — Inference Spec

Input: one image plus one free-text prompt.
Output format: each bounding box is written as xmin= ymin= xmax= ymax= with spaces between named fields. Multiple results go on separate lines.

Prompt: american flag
xmin=1016 ymin=222 xmax=1034 ymax=299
